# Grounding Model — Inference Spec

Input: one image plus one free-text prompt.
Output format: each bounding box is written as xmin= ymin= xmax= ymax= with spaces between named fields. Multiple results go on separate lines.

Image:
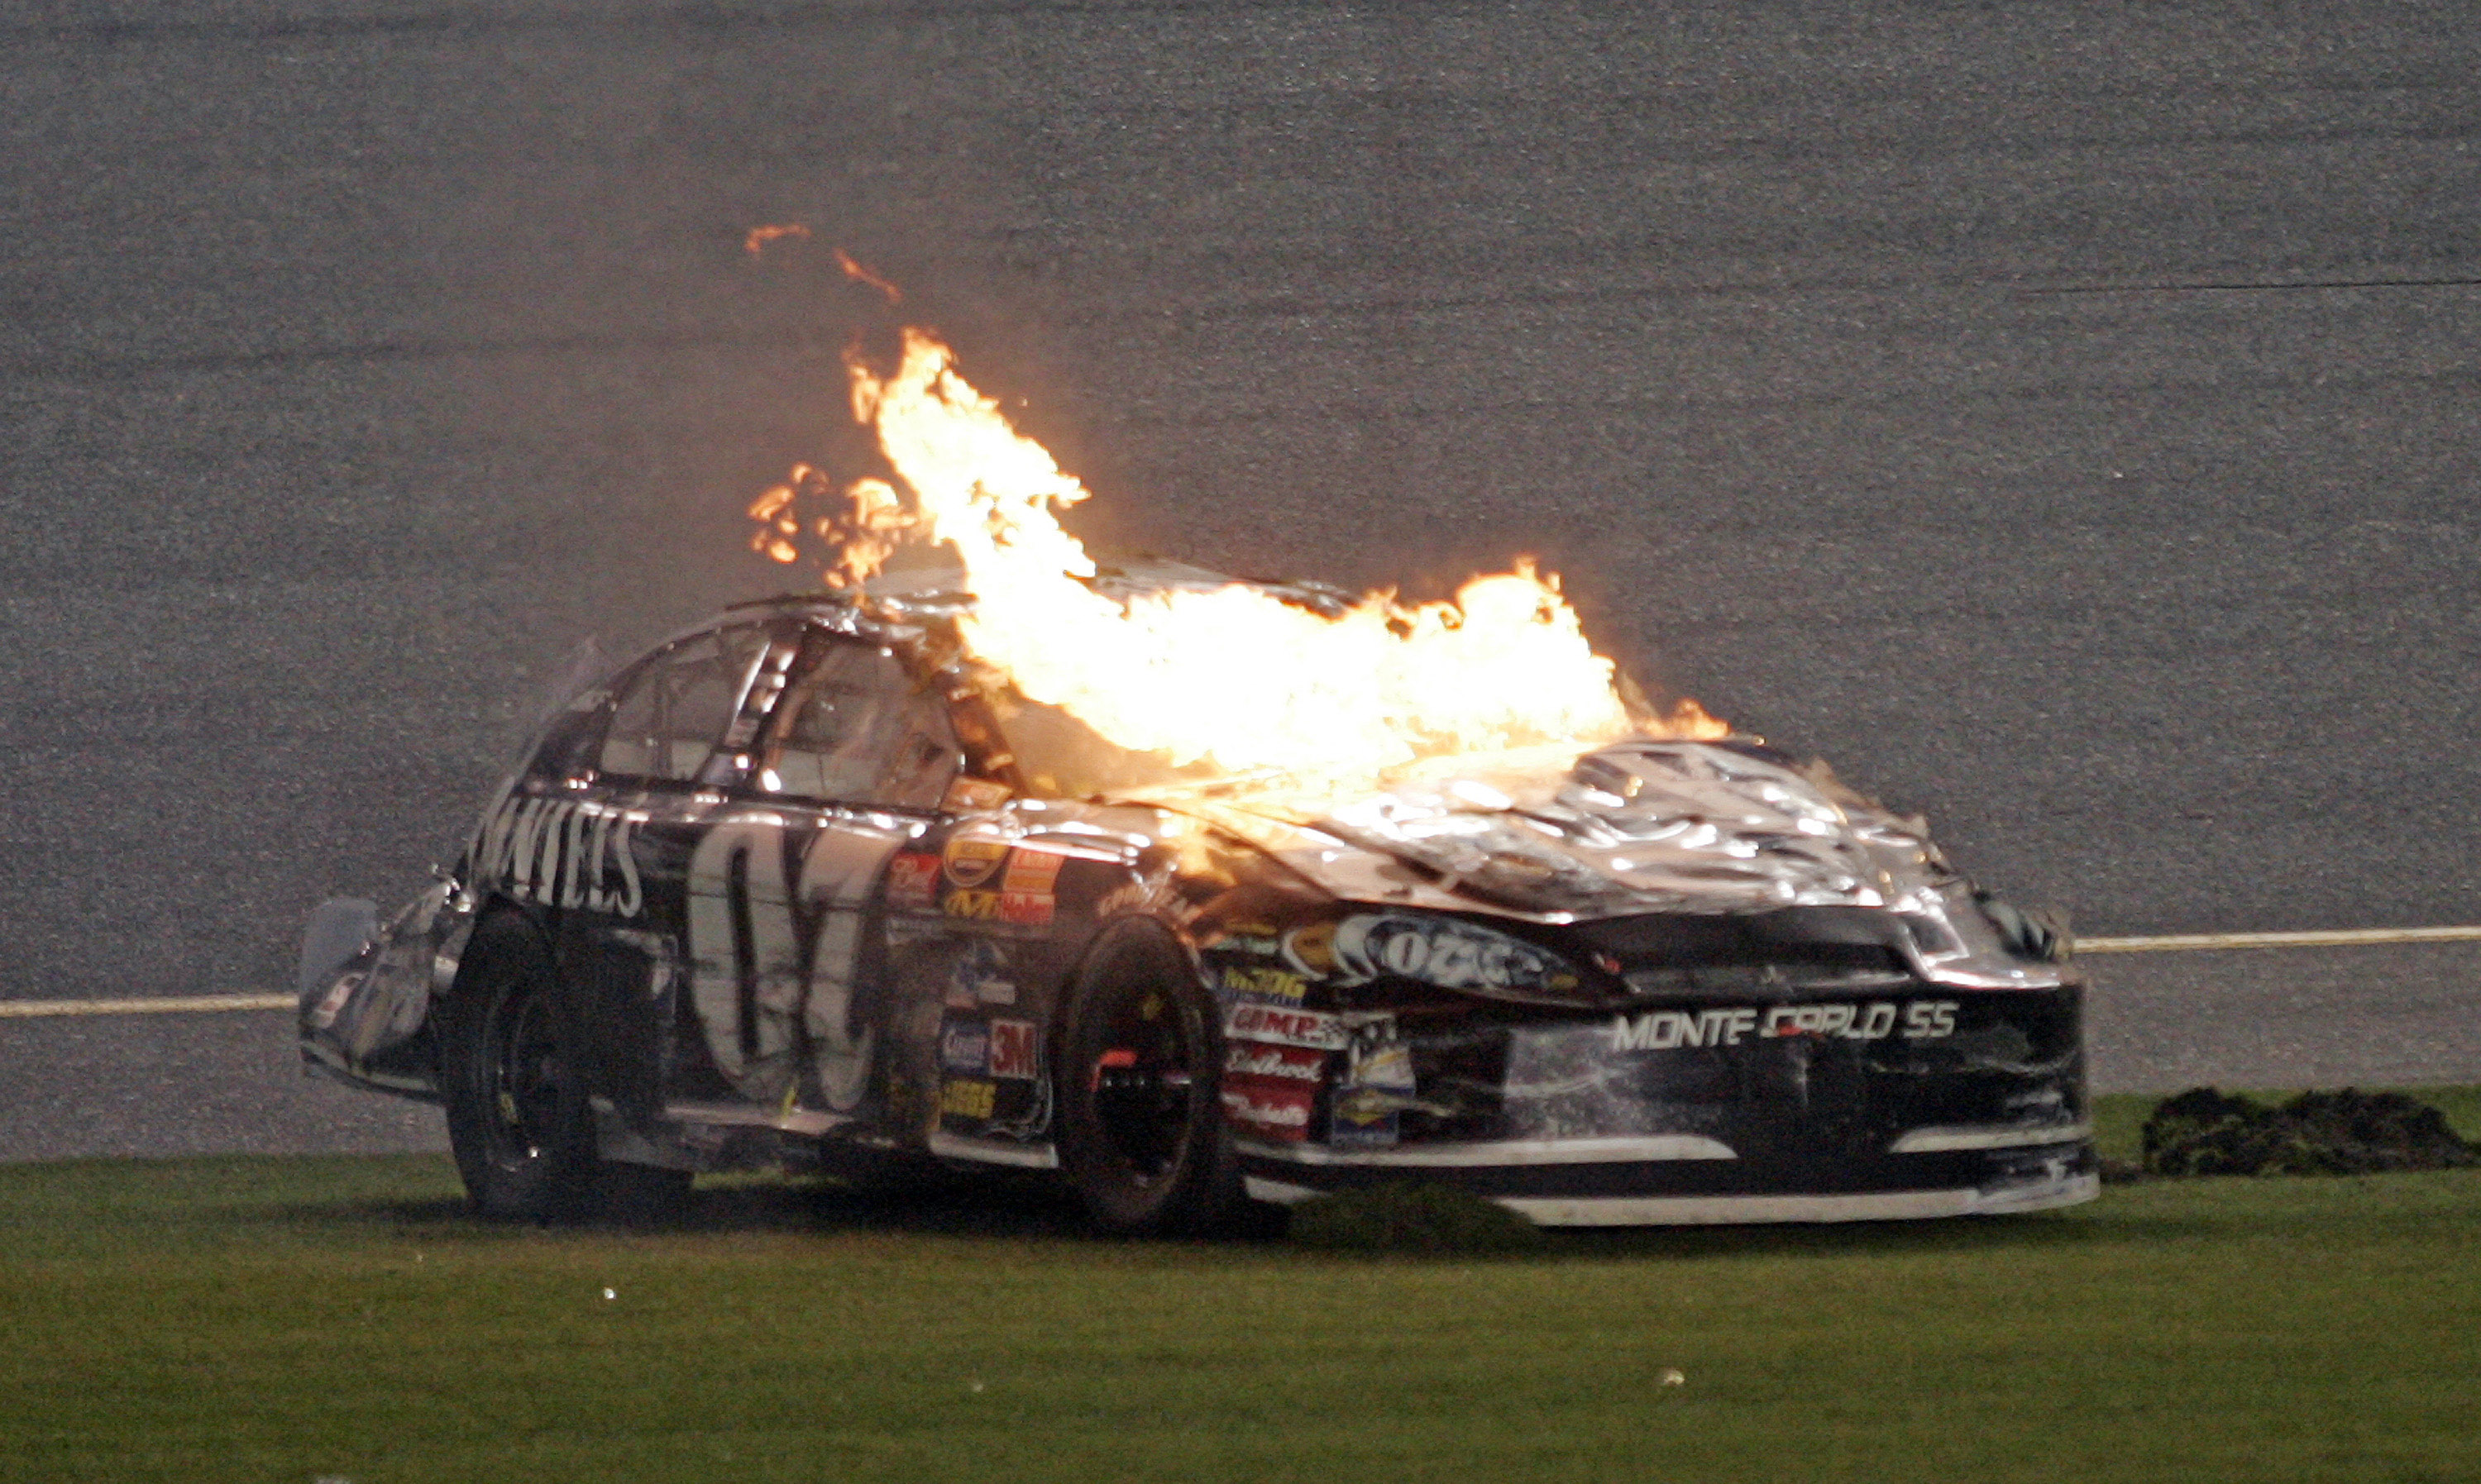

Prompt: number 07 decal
xmin=686 ymin=817 xmax=906 ymax=1109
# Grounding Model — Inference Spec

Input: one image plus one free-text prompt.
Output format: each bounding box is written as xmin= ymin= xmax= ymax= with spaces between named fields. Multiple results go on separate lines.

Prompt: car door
xmin=504 ymin=620 xmax=784 ymax=1130
xmin=676 ymin=626 xmax=963 ymax=1130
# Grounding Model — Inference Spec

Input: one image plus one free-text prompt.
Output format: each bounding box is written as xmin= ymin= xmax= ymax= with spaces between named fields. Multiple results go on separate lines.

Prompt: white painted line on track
xmin=2080 ymin=926 xmax=2481 ymax=953
xmin=0 ymin=994 xmax=295 ymax=1019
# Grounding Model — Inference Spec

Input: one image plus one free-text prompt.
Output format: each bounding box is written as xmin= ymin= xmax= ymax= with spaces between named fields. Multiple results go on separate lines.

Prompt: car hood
xmin=1136 ymin=737 xmax=2065 ymax=990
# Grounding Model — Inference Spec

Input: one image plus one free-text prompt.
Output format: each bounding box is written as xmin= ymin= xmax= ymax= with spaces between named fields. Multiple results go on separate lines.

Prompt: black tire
xmin=437 ymin=913 xmax=604 ymax=1222
xmin=1055 ymin=918 xmax=1245 ymax=1236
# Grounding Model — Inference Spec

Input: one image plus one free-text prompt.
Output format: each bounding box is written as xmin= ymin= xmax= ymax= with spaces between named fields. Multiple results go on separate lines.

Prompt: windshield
xmin=982 ymin=687 xmax=1225 ymax=799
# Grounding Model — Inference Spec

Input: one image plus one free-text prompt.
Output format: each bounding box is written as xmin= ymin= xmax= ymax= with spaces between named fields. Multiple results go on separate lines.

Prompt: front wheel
xmin=438 ymin=913 xmax=607 ymax=1222
xmin=1054 ymin=919 xmax=1245 ymax=1236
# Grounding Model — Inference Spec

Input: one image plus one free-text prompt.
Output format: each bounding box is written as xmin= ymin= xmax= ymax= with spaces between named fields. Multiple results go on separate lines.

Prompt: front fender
xmin=298 ymin=873 xmax=476 ymax=1100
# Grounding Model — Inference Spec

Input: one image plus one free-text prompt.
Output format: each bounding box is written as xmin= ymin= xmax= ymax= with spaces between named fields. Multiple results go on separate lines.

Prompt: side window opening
xmin=762 ymin=641 xmax=960 ymax=809
xmin=595 ymin=627 xmax=770 ymax=784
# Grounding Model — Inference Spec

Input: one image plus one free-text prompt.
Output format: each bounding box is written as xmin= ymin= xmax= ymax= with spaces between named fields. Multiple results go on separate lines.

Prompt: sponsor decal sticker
xmin=944 ymin=837 xmax=1011 ymax=890
xmin=1331 ymin=1021 xmax=1417 ymax=1149
xmin=941 ymin=887 xmax=1054 ymax=926
xmin=941 ymin=776 xmax=1013 ymax=814
xmin=1324 ymin=914 xmax=1577 ymax=994
xmin=1217 ymin=964 xmax=1308 ymax=1004
xmin=886 ymin=852 xmax=942 ymax=913
xmin=1225 ymin=1003 xmax=1348 ymax=1052
xmin=1001 ymin=847 xmax=1068 ymax=895
xmin=1224 ymin=1043 xmax=1327 ymax=1083
xmin=1207 ymin=920 xmax=1285 ymax=957
xmin=940 ymin=1019 xmax=991 ymax=1075
xmin=987 ymin=1019 xmax=1039 ymax=1080
xmin=939 ymin=1078 xmax=997 ymax=1120
xmin=1608 ymin=1000 xmax=1961 ymax=1052
xmin=1220 ymin=1081 xmax=1314 ymax=1143
xmin=944 ymin=939 xmax=1017 ymax=1008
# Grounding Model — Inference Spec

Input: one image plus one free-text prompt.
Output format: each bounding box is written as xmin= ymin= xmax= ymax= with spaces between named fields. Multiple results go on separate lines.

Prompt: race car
xmin=300 ymin=561 xmax=2095 ymax=1232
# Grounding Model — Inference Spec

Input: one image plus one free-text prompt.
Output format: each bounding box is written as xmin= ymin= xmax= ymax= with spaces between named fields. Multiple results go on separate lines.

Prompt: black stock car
xmin=303 ymin=566 xmax=2096 ymax=1233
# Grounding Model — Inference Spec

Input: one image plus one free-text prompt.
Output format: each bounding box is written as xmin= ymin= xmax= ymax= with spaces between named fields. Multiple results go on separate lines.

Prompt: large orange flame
xmin=761 ymin=327 xmax=1724 ymax=777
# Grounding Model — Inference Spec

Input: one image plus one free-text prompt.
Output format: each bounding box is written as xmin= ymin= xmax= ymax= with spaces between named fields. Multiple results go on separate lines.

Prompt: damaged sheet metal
xmin=304 ymin=570 xmax=2091 ymax=1229
xmin=299 ymin=871 xmax=471 ymax=1100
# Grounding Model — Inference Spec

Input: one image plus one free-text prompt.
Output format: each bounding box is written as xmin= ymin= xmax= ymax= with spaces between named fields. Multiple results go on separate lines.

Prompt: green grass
xmin=4 ymin=1090 xmax=2478 ymax=1483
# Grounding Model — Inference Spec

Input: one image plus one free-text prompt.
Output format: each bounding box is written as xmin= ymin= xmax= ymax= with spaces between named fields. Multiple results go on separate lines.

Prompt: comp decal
xmin=472 ymin=794 xmax=643 ymax=918
xmin=1225 ymin=1003 xmax=1348 ymax=1052
xmin=1609 ymin=1000 xmax=1960 ymax=1052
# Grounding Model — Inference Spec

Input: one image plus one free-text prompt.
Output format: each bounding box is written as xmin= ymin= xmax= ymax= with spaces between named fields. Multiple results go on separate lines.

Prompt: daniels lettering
xmin=1610 ymin=1000 xmax=1961 ymax=1052
xmin=472 ymin=795 xmax=643 ymax=918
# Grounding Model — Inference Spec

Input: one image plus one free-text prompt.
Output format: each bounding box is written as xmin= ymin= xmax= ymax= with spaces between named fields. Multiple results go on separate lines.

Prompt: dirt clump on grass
xmin=1287 ymin=1181 xmax=1547 ymax=1255
xmin=2140 ymin=1087 xmax=2479 ymax=1178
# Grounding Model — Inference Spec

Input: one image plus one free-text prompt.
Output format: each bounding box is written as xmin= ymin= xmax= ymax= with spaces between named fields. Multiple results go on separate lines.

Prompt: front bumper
xmin=1218 ymin=980 xmax=2095 ymax=1225
xmin=1237 ymin=1130 xmax=2097 ymax=1224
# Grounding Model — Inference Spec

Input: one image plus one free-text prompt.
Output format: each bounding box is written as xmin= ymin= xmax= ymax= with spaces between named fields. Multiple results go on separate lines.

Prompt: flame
xmin=762 ymin=327 xmax=1725 ymax=778
xmin=834 ymin=249 xmax=903 ymax=304
xmin=744 ymin=222 xmax=811 ymax=256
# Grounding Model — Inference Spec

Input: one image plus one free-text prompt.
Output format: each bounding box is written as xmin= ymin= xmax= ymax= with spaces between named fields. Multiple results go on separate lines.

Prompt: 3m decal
xmin=1220 ymin=1082 xmax=1314 ymax=1142
xmin=886 ymin=852 xmax=942 ymax=913
xmin=1608 ymin=1000 xmax=1962 ymax=1052
xmin=987 ymin=1019 xmax=1038 ymax=1080
xmin=940 ymin=1078 xmax=997 ymax=1120
xmin=1217 ymin=964 xmax=1307 ymax=1004
xmin=1225 ymin=1003 xmax=1347 ymax=1051
xmin=944 ymin=837 xmax=1011 ymax=889
xmin=1224 ymin=1043 xmax=1327 ymax=1082
xmin=472 ymin=795 xmax=643 ymax=918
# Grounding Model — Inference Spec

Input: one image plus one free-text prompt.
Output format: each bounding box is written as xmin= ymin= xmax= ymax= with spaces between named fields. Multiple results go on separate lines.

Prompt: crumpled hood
xmin=1154 ymin=737 xmax=2066 ymax=989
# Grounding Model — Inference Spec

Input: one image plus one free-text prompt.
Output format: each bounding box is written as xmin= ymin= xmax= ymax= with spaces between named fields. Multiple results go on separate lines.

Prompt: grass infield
xmin=5 ymin=1089 xmax=2476 ymax=1483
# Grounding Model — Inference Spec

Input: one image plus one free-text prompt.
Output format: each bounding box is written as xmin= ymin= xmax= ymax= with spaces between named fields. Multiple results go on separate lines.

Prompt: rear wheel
xmin=1055 ymin=919 xmax=1244 ymax=1235
xmin=439 ymin=914 xmax=608 ymax=1222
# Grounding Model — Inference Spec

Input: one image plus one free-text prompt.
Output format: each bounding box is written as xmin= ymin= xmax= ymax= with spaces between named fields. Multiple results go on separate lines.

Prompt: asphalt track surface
xmin=4 ymin=2 xmax=2477 ymax=1158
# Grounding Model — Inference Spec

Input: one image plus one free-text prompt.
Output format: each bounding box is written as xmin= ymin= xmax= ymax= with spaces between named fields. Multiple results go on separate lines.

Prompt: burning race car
xmin=300 ymin=329 xmax=2093 ymax=1231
